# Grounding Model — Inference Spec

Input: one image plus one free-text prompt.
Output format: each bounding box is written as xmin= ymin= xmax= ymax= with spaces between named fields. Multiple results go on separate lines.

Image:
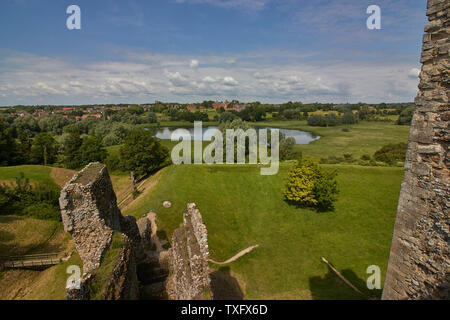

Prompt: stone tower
xmin=382 ymin=0 xmax=449 ymax=299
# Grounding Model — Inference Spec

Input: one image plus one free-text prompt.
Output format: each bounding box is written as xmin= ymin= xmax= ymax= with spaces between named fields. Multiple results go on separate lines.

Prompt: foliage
xmin=279 ymin=136 xmax=296 ymax=160
xmin=0 ymin=120 xmax=20 ymax=165
xmin=79 ymin=136 xmax=108 ymax=165
xmin=0 ymin=172 xmax=60 ymax=220
xmin=396 ymin=106 xmax=415 ymax=125
xmin=373 ymin=142 xmax=407 ymax=165
xmin=62 ymin=128 xmax=83 ymax=169
xmin=307 ymin=114 xmax=340 ymax=127
xmin=219 ymin=111 xmax=239 ymax=123
xmin=119 ymin=130 xmax=169 ymax=178
xmin=31 ymin=132 xmax=58 ymax=165
xmin=342 ymin=111 xmax=357 ymax=124
xmin=283 ymin=158 xmax=338 ymax=211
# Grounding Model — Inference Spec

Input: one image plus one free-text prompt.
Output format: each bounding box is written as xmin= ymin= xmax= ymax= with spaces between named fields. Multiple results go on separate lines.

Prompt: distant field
xmin=249 ymin=120 xmax=410 ymax=160
xmin=124 ymin=163 xmax=403 ymax=299
xmin=110 ymin=120 xmax=410 ymax=164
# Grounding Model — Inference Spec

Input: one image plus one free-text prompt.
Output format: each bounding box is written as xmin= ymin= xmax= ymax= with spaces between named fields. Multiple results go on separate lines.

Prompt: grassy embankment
xmin=123 ymin=163 xmax=404 ymax=299
xmin=0 ymin=165 xmax=129 ymax=299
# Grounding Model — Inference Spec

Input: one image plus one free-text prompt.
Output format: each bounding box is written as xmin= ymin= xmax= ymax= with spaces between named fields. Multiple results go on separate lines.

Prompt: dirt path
xmin=209 ymin=245 xmax=259 ymax=265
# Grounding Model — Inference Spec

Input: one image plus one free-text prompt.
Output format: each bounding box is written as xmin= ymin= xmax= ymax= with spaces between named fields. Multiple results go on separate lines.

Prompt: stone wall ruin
xmin=382 ymin=0 xmax=449 ymax=300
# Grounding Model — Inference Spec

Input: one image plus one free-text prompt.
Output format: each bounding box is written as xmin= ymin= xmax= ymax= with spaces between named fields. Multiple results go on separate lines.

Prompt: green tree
xmin=31 ymin=132 xmax=58 ymax=165
xmin=396 ymin=106 xmax=415 ymax=125
xmin=0 ymin=120 xmax=19 ymax=165
xmin=283 ymin=158 xmax=338 ymax=211
xmin=219 ymin=111 xmax=239 ymax=123
xmin=120 ymin=130 xmax=169 ymax=178
xmin=79 ymin=136 xmax=108 ymax=166
xmin=279 ymin=136 xmax=296 ymax=160
xmin=62 ymin=129 xmax=83 ymax=169
xmin=342 ymin=111 xmax=356 ymax=124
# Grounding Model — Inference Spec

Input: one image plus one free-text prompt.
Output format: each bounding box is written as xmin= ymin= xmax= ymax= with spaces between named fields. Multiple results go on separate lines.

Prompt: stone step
xmin=141 ymin=281 xmax=168 ymax=300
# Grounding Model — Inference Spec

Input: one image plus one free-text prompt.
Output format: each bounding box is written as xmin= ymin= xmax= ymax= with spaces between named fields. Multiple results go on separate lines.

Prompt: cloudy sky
xmin=0 ymin=0 xmax=427 ymax=106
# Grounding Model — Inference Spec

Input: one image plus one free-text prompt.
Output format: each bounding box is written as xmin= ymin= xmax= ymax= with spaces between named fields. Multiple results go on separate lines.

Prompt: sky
xmin=0 ymin=0 xmax=428 ymax=106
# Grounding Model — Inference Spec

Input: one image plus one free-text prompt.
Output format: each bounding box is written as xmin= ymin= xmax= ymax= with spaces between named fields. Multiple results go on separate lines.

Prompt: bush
xmin=396 ymin=106 xmax=415 ymax=125
xmin=23 ymin=202 xmax=60 ymax=220
xmin=342 ymin=111 xmax=357 ymax=124
xmin=0 ymin=173 xmax=61 ymax=220
xmin=373 ymin=142 xmax=407 ymax=165
xmin=307 ymin=114 xmax=340 ymax=127
xmin=283 ymin=158 xmax=338 ymax=211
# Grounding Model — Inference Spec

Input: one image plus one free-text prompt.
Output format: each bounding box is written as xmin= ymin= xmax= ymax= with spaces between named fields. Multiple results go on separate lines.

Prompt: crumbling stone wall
xmin=382 ymin=0 xmax=449 ymax=300
xmin=103 ymin=234 xmax=140 ymax=300
xmin=166 ymin=203 xmax=211 ymax=300
xmin=60 ymin=163 xmax=122 ymax=274
xmin=60 ymin=162 xmax=143 ymax=300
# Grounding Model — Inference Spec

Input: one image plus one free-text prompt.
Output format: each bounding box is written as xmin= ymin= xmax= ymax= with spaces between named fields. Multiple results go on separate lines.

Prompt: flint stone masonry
xmin=60 ymin=163 xmax=122 ymax=274
xmin=166 ymin=203 xmax=211 ymax=300
xmin=60 ymin=162 xmax=143 ymax=300
xmin=103 ymin=234 xmax=140 ymax=300
xmin=382 ymin=0 xmax=449 ymax=300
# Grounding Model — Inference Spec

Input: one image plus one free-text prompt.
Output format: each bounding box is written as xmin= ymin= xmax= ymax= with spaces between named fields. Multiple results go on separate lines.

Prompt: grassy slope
xmin=0 ymin=165 xmax=129 ymax=300
xmin=124 ymin=163 xmax=403 ymax=299
xmin=0 ymin=165 xmax=59 ymax=187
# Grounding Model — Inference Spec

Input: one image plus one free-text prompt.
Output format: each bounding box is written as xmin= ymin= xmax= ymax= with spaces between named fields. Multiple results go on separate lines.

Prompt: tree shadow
xmin=210 ymin=267 xmax=244 ymax=300
xmin=283 ymin=199 xmax=335 ymax=213
xmin=309 ymin=265 xmax=381 ymax=300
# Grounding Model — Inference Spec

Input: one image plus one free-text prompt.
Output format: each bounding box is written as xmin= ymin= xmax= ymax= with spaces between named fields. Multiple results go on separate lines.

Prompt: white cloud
xmin=223 ymin=76 xmax=238 ymax=86
xmin=202 ymin=76 xmax=217 ymax=83
xmin=0 ymin=50 xmax=421 ymax=105
xmin=190 ymin=59 xmax=199 ymax=68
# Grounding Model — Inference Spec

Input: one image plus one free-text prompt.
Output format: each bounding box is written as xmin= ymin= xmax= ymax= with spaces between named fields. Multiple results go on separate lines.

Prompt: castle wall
xmin=382 ymin=0 xmax=449 ymax=300
xmin=166 ymin=203 xmax=211 ymax=300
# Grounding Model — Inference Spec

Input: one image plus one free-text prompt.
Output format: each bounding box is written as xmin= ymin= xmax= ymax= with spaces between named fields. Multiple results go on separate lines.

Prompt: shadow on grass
xmin=210 ymin=267 xmax=244 ymax=300
xmin=309 ymin=265 xmax=381 ymax=300
xmin=284 ymin=199 xmax=336 ymax=213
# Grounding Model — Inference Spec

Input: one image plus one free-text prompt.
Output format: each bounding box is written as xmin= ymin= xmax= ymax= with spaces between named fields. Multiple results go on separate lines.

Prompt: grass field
xmin=0 ymin=165 xmax=59 ymax=187
xmin=248 ymin=120 xmax=410 ymax=160
xmin=123 ymin=163 xmax=403 ymax=299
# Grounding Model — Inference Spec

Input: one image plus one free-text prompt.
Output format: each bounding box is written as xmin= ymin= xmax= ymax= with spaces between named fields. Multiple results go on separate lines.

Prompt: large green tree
xmin=31 ymin=132 xmax=58 ymax=165
xmin=79 ymin=136 xmax=108 ymax=166
xmin=0 ymin=120 xmax=19 ymax=165
xmin=120 ymin=130 xmax=169 ymax=178
xmin=62 ymin=129 xmax=83 ymax=169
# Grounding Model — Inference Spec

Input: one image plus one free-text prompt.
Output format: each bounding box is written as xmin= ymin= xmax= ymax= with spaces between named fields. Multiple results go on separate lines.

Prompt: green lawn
xmin=0 ymin=165 xmax=59 ymax=187
xmin=123 ymin=163 xmax=403 ymax=299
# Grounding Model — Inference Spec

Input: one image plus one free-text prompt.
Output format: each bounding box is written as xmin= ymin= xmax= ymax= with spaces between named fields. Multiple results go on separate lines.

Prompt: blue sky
xmin=0 ymin=0 xmax=428 ymax=105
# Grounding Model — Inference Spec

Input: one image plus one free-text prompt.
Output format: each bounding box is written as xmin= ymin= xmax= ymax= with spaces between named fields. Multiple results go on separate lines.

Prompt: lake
xmin=153 ymin=126 xmax=320 ymax=145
